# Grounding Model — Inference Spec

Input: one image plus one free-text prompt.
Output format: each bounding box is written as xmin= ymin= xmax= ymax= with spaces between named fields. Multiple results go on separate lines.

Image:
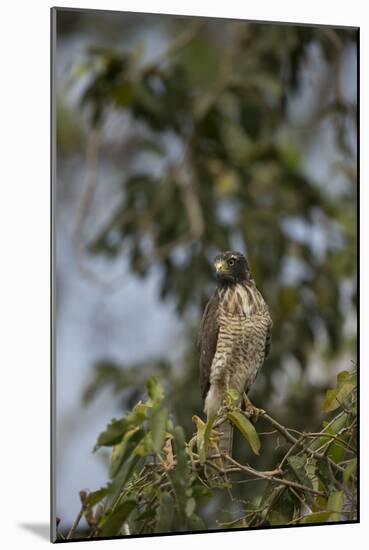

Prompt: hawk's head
xmin=213 ymin=251 xmax=250 ymax=284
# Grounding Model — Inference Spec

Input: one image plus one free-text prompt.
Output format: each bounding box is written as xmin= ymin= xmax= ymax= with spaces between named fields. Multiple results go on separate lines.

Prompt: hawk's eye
xmin=228 ymin=258 xmax=235 ymax=266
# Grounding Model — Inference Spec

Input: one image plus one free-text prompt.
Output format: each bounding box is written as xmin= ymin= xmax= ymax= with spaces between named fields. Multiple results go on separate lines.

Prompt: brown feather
xmin=265 ymin=320 xmax=272 ymax=359
xmin=197 ymin=290 xmax=220 ymax=402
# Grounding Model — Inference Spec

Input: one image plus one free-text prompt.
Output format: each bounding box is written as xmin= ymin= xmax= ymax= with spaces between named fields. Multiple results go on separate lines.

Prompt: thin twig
xmin=223 ymin=455 xmax=326 ymax=498
xmin=260 ymin=411 xmax=345 ymax=474
xmin=261 ymin=412 xmax=297 ymax=445
xmin=279 ymin=434 xmax=306 ymax=470
xmin=56 ymin=517 xmax=65 ymax=540
xmin=303 ymin=430 xmax=356 ymax=454
xmin=67 ymin=502 xmax=86 ymax=539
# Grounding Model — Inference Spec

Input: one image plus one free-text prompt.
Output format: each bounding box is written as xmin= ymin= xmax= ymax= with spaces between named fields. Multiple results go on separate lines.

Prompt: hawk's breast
xmin=212 ymin=282 xmax=271 ymax=394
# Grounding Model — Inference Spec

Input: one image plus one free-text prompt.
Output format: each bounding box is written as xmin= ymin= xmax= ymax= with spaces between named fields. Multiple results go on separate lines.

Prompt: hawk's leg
xmin=243 ymin=392 xmax=265 ymax=423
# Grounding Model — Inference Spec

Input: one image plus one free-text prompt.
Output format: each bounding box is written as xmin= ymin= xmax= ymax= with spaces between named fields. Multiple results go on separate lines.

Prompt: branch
xmin=278 ymin=434 xmax=306 ymax=470
xmin=67 ymin=491 xmax=88 ymax=540
xmin=222 ymin=455 xmax=326 ymax=498
xmin=260 ymin=411 xmax=345 ymax=474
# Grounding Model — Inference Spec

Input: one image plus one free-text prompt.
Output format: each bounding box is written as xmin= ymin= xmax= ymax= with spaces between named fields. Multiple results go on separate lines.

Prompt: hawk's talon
xmin=243 ymin=393 xmax=263 ymax=423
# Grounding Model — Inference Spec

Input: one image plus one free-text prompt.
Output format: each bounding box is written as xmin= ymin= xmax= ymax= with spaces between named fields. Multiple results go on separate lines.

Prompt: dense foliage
xmin=58 ymin=371 xmax=357 ymax=539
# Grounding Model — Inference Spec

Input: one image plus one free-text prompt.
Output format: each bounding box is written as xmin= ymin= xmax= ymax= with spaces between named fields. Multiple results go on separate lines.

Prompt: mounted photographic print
xmin=51 ymin=7 xmax=359 ymax=542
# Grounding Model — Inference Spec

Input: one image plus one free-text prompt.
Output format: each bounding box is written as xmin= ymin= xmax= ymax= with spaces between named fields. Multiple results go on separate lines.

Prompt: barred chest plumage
xmin=204 ymin=281 xmax=272 ymax=418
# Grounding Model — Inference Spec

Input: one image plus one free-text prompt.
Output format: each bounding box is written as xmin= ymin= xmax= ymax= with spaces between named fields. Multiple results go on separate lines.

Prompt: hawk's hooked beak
xmin=214 ymin=259 xmax=228 ymax=274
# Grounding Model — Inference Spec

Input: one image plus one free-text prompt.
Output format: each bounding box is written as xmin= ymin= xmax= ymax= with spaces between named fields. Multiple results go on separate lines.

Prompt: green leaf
xmin=99 ymin=499 xmax=136 ymax=536
xmin=288 ymin=455 xmax=319 ymax=495
xmin=288 ymin=455 xmax=306 ymax=480
xmin=258 ymin=485 xmax=286 ymax=521
xmin=136 ymin=507 xmax=157 ymax=522
xmin=203 ymin=416 xmax=215 ymax=461
xmin=85 ymin=487 xmax=110 ymax=508
xmin=192 ymin=415 xmax=211 ymax=465
xmin=168 ymin=426 xmax=189 ymax=521
xmin=343 ymin=458 xmax=357 ymax=484
xmin=327 ymin=438 xmax=348 ymax=464
xmin=106 ymin=455 xmax=141 ymax=507
xmin=96 ymin=402 xmax=147 ymax=448
xmin=310 ymin=412 xmax=348 ymax=452
xmin=185 ymin=497 xmax=196 ymax=518
xmin=191 ymin=484 xmax=212 ymax=499
xmin=320 ymin=413 xmax=348 ymax=440
xmin=187 ymin=513 xmax=206 ymax=531
xmin=323 ymin=370 xmax=356 ymax=413
xmin=301 ymin=511 xmax=332 ymax=524
xmin=227 ymin=410 xmax=260 ymax=455
xmin=97 ymin=418 xmax=128 ymax=448
xmin=305 ymin=460 xmax=319 ymax=492
xmin=150 ymin=407 xmax=169 ymax=454
xmin=327 ymin=490 xmax=344 ymax=521
xmin=315 ymin=411 xmax=350 ymax=464
xmin=173 ymin=426 xmax=188 ymax=479
xmin=316 ymin=461 xmax=332 ymax=492
xmin=134 ymin=432 xmax=153 ymax=457
xmin=109 ymin=427 xmax=144 ymax=478
xmin=146 ymin=377 xmax=164 ymax=404
xmin=269 ymin=509 xmax=293 ymax=526
xmin=155 ymin=492 xmax=174 ymax=533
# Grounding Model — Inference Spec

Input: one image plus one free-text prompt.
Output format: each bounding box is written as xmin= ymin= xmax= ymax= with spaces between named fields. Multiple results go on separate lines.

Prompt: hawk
xmin=198 ymin=251 xmax=272 ymax=457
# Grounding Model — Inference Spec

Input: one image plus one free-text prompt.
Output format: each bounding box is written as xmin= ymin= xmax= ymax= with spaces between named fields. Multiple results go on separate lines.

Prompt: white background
xmin=0 ymin=0 xmax=366 ymax=548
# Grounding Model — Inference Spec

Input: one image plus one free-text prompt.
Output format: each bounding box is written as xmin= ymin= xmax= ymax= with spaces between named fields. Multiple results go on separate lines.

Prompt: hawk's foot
xmin=243 ymin=393 xmax=265 ymax=423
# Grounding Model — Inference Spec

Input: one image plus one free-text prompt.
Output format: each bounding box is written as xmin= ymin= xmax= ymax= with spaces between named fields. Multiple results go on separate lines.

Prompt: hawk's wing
xmin=197 ymin=290 xmax=219 ymax=402
xmin=264 ymin=316 xmax=273 ymax=359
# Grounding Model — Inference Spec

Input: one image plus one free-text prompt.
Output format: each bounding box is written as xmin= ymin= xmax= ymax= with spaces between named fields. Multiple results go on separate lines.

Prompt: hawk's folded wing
xmin=197 ymin=291 xmax=219 ymax=402
xmin=265 ymin=317 xmax=273 ymax=359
